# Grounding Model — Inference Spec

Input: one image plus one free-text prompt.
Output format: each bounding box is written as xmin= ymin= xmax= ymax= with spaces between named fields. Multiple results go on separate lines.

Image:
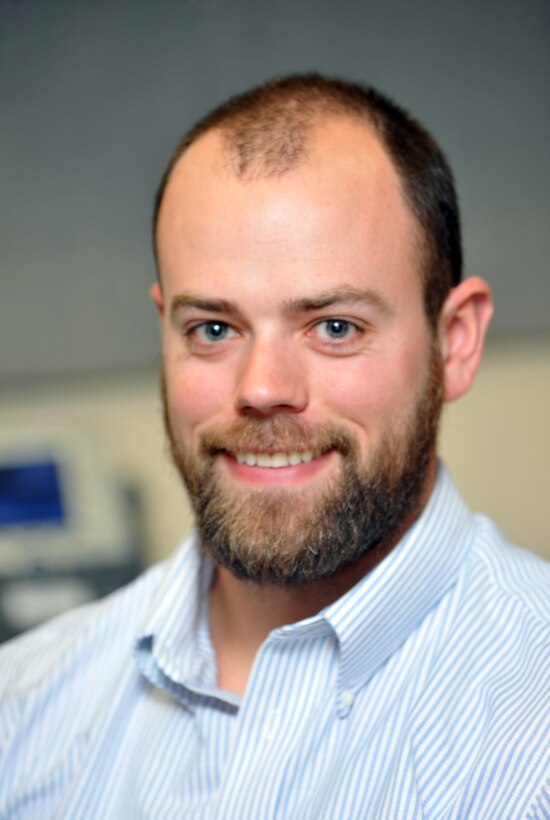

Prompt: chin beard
xmin=163 ymin=342 xmax=443 ymax=586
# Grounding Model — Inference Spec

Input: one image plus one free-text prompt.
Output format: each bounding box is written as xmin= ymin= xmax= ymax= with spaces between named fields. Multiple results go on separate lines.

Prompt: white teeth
xmin=256 ymin=454 xmax=272 ymax=468
xmin=270 ymin=453 xmax=289 ymax=468
xmin=234 ymin=450 xmax=320 ymax=468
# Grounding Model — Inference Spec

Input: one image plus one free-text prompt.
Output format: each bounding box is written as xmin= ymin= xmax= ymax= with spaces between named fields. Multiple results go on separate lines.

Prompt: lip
xmin=219 ymin=449 xmax=337 ymax=486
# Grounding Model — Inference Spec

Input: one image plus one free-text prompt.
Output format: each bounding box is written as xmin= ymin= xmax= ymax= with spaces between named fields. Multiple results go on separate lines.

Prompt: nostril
xmin=235 ymin=352 xmax=307 ymax=413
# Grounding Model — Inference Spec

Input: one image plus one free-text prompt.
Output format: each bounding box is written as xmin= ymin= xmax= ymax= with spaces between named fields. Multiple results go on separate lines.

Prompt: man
xmin=1 ymin=75 xmax=549 ymax=818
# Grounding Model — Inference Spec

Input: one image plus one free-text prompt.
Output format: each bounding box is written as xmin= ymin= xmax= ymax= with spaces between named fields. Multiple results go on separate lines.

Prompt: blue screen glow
xmin=0 ymin=461 xmax=65 ymax=527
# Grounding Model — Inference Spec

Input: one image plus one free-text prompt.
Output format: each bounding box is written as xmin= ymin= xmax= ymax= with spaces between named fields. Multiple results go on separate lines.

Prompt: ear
xmin=438 ymin=276 xmax=493 ymax=403
xmin=150 ymin=282 xmax=165 ymax=319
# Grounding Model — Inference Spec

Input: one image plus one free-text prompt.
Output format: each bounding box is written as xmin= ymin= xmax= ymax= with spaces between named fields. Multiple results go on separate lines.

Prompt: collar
xmin=135 ymin=463 xmax=473 ymax=706
xmin=322 ymin=463 xmax=473 ymax=694
xmin=134 ymin=533 xmax=226 ymax=704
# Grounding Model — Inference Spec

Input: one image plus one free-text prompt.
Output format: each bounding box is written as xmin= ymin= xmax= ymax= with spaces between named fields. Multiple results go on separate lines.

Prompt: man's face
xmin=154 ymin=118 xmax=443 ymax=584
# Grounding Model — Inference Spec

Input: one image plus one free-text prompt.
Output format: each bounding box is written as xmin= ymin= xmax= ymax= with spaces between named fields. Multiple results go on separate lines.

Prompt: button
xmin=341 ymin=689 xmax=355 ymax=708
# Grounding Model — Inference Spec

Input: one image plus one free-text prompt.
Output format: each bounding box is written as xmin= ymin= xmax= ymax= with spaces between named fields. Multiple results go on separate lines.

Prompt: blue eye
xmin=196 ymin=321 xmax=230 ymax=341
xmin=319 ymin=319 xmax=353 ymax=339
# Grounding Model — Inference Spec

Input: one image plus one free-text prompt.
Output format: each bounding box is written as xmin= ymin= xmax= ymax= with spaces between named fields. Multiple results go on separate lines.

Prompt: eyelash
xmin=313 ymin=318 xmax=359 ymax=342
xmin=188 ymin=321 xmax=234 ymax=343
xmin=184 ymin=317 xmax=363 ymax=353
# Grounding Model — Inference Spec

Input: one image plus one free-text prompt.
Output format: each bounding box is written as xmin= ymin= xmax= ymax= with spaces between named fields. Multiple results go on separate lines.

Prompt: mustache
xmin=199 ymin=416 xmax=357 ymax=457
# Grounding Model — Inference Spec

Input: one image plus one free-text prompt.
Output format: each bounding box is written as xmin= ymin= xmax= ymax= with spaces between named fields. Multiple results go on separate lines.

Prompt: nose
xmin=235 ymin=336 xmax=307 ymax=415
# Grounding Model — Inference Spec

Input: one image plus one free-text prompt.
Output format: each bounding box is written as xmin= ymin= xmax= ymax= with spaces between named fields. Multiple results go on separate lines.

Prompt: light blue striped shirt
xmin=1 ymin=466 xmax=550 ymax=818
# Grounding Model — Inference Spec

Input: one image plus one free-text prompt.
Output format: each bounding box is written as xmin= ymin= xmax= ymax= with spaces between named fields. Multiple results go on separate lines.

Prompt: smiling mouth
xmin=233 ymin=450 xmax=323 ymax=468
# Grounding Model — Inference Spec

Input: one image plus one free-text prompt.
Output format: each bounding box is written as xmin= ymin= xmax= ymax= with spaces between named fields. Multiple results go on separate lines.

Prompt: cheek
xmin=314 ymin=358 xmax=400 ymax=418
xmin=165 ymin=362 xmax=235 ymax=439
xmin=312 ymin=345 xmax=427 ymax=430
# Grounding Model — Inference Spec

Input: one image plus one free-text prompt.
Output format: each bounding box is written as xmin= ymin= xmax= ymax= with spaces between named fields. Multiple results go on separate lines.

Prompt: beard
xmin=163 ymin=341 xmax=443 ymax=586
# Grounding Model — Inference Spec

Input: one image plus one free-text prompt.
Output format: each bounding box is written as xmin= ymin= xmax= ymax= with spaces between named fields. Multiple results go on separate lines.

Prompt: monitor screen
xmin=0 ymin=460 xmax=65 ymax=527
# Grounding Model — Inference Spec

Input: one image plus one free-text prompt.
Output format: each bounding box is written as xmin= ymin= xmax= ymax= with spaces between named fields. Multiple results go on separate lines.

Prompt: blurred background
xmin=1 ymin=0 xmax=549 ymax=638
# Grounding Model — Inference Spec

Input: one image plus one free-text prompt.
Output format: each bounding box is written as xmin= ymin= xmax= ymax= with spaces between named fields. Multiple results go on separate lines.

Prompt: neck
xmin=209 ymin=456 xmax=438 ymax=695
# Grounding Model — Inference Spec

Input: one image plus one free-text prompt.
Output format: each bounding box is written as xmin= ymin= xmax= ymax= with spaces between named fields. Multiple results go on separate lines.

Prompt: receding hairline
xmin=153 ymin=73 xmax=462 ymax=327
xmin=209 ymin=94 xmax=380 ymax=179
xmin=153 ymin=81 xmax=396 ymax=245
xmin=166 ymin=85 xmax=406 ymax=189
xmin=167 ymin=105 xmax=396 ymax=175
xmin=155 ymin=111 xmax=427 ymax=287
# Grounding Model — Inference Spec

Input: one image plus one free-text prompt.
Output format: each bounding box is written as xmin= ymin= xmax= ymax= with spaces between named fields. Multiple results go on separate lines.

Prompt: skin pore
xmin=152 ymin=117 xmax=493 ymax=694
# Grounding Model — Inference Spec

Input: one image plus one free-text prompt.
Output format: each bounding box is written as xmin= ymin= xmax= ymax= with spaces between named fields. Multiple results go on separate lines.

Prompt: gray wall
xmin=2 ymin=0 xmax=549 ymax=381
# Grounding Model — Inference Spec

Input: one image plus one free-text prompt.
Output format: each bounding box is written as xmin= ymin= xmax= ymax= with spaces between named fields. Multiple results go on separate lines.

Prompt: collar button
xmin=340 ymin=689 xmax=355 ymax=712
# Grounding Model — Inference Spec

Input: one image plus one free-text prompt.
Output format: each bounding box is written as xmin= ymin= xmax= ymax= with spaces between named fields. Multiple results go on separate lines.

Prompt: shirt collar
xmin=323 ymin=463 xmax=474 ymax=692
xmin=134 ymin=531 xmax=217 ymax=699
xmin=135 ymin=463 xmax=473 ymax=701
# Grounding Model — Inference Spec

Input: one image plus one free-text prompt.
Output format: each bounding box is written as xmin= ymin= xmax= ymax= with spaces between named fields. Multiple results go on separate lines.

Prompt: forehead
xmin=156 ymin=117 xmax=422 ymax=310
xmin=161 ymin=115 xmax=411 ymax=214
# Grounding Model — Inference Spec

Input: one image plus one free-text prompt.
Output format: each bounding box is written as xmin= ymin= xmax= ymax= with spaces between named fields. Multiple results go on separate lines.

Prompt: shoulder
xmin=0 ymin=535 xmax=202 ymax=813
xmin=442 ymin=515 xmax=550 ymax=680
xmin=0 ymin=559 xmax=166 ymax=696
xmin=467 ymin=515 xmax=550 ymax=624
xmin=0 ymin=559 xmax=167 ymax=771
xmin=406 ymin=519 xmax=550 ymax=815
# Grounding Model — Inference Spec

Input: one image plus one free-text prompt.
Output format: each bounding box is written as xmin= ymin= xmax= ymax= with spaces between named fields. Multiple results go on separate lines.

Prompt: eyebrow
xmin=282 ymin=286 xmax=393 ymax=316
xmin=170 ymin=294 xmax=245 ymax=322
xmin=170 ymin=285 xmax=393 ymax=321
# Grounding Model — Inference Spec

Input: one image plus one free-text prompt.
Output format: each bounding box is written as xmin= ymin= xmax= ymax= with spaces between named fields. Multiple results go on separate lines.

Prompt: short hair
xmin=153 ymin=73 xmax=462 ymax=327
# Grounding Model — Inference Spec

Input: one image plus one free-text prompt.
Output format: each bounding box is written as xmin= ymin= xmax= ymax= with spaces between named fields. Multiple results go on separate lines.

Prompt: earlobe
xmin=439 ymin=277 xmax=493 ymax=403
xmin=150 ymin=282 xmax=165 ymax=319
